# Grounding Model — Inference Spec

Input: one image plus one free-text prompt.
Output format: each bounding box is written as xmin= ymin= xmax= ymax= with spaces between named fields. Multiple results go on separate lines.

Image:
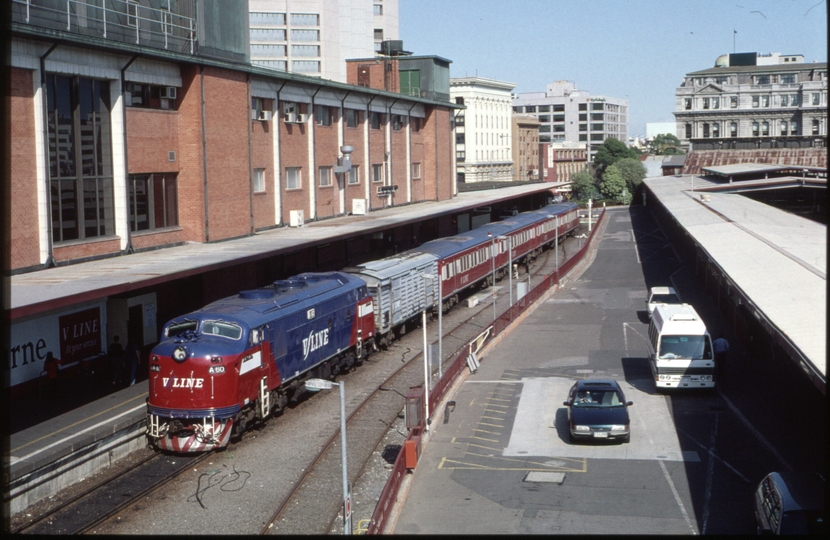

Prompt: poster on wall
xmin=8 ymin=302 xmax=106 ymax=389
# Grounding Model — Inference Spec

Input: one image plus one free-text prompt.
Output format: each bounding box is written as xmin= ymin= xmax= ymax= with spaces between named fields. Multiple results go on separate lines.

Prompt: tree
xmin=571 ymin=170 xmax=598 ymax=200
xmin=594 ymin=138 xmax=638 ymax=175
xmin=648 ymin=133 xmax=683 ymax=155
xmin=615 ymin=158 xmax=647 ymax=194
xmin=599 ymin=165 xmax=627 ymax=202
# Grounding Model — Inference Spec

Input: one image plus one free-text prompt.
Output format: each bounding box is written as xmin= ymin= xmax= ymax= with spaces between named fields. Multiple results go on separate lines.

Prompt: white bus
xmin=647 ymin=304 xmax=715 ymax=389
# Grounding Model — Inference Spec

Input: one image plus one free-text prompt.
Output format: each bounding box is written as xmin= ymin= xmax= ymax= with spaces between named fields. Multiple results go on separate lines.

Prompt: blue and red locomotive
xmin=146 ymin=202 xmax=578 ymax=452
xmin=146 ymin=272 xmax=375 ymax=452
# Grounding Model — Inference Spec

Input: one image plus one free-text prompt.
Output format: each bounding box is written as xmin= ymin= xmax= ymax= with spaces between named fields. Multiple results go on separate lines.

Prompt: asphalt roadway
xmin=391 ymin=205 xmax=825 ymax=535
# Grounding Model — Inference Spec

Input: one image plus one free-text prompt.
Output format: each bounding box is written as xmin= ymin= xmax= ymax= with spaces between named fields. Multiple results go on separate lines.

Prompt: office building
xmin=674 ymin=52 xmax=827 ymax=151
xmin=450 ymin=77 xmax=515 ymax=183
xmin=249 ymin=0 xmax=399 ymax=82
xmin=513 ymin=81 xmax=629 ymax=162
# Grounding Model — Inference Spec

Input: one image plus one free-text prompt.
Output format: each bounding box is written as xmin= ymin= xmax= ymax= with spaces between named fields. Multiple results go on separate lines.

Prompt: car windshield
xmin=651 ymin=293 xmax=679 ymax=304
xmin=659 ymin=335 xmax=712 ymax=360
xmin=573 ymin=389 xmax=624 ymax=407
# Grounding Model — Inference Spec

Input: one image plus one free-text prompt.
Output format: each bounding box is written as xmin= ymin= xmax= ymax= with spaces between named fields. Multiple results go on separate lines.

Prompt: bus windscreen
xmin=658 ymin=335 xmax=712 ymax=360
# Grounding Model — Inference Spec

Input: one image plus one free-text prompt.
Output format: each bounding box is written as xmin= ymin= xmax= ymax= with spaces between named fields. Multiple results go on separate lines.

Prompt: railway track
xmin=13 ymin=451 xmax=209 ymax=534
xmin=12 ymin=232 xmax=583 ymax=535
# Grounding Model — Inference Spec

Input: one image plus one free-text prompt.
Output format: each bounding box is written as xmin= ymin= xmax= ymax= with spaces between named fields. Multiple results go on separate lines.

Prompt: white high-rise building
xmin=249 ymin=0 xmax=399 ymax=82
xmin=450 ymin=77 xmax=516 ymax=183
xmin=513 ymin=81 xmax=629 ymax=162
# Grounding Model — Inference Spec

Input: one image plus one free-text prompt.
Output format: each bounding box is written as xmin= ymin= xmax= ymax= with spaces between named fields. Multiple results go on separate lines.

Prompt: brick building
xmin=7 ymin=0 xmax=456 ymax=275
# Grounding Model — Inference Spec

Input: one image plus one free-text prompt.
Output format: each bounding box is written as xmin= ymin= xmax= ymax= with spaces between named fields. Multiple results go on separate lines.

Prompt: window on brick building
xmin=254 ymin=168 xmax=265 ymax=192
xmin=129 ymin=173 xmax=178 ymax=232
xmin=126 ymin=82 xmax=178 ymax=110
xmin=791 ymin=121 xmax=798 ymax=135
xmin=372 ymin=164 xmax=383 ymax=182
xmin=348 ymin=165 xmax=360 ymax=185
xmin=731 ymin=122 xmax=738 ymax=137
xmin=319 ymin=166 xmax=332 ymax=187
xmin=286 ymin=167 xmax=302 ymax=189
xmin=346 ymin=109 xmax=360 ymax=128
xmin=411 ymin=163 xmax=421 ymax=180
xmin=391 ymin=115 xmax=403 ymax=131
xmin=315 ymin=104 xmax=333 ymax=126
xmin=371 ymin=112 xmax=383 ymax=130
xmin=780 ymin=121 xmax=788 ymax=135
xmin=47 ymin=74 xmax=115 ymax=243
xmin=712 ymin=122 xmax=719 ymax=138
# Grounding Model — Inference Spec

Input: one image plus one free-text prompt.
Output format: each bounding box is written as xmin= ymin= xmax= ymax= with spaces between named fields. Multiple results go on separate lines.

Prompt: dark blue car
xmin=563 ymin=379 xmax=633 ymax=443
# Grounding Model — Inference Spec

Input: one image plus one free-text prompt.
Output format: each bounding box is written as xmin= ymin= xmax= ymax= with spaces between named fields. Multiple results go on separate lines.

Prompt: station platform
xmin=6 ymin=381 xmax=148 ymax=515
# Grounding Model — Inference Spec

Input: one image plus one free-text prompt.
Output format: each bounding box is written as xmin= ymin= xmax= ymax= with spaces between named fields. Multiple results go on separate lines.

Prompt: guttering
xmin=247 ymin=74 xmax=254 ymax=235
xmin=201 ymin=66 xmax=210 ymax=241
xmin=275 ymin=80 xmax=287 ymax=226
xmin=407 ymin=101 xmax=416 ymax=203
xmin=39 ymin=41 xmax=61 ymax=268
xmin=121 ymin=55 xmax=139 ymax=254
xmin=310 ymin=85 xmax=322 ymax=221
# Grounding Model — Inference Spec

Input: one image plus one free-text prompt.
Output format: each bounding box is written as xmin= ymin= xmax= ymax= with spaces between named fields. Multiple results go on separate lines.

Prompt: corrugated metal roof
xmin=643 ymin=175 xmax=826 ymax=382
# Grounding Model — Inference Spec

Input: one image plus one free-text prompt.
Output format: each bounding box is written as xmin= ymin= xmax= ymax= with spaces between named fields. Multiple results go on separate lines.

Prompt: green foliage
xmin=571 ymin=170 xmax=598 ymax=200
xmin=599 ymin=165 xmax=628 ymax=203
xmin=615 ymin=158 xmax=647 ymax=193
xmin=648 ymin=133 xmax=684 ymax=155
xmin=594 ymin=138 xmax=638 ymax=175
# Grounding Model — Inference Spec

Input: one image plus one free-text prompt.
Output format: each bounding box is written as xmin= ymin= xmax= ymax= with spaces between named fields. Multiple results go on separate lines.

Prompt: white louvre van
xmin=647 ymin=304 xmax=715 ymax=389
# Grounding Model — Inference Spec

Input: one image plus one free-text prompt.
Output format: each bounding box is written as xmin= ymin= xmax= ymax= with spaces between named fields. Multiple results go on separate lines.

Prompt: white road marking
xmin=659 ymin=459 xmax=697 ymax=534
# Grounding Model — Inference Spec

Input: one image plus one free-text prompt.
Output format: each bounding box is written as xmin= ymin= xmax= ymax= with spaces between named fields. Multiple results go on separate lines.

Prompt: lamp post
xmin=488 ymin=232 xmax=496 ymax=322
xmin=421 ymin=273 xmax=435 ymax=430
xmin=497 ymin=235 xmax=512 ymax=308
xmin=304 ymin=378 xmax=350 ymax=535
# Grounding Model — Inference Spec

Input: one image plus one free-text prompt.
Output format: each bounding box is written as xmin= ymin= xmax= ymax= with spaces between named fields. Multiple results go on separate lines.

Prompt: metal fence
xmin=367 ymin=209 xmax=607 ymax=534
xmin=12 ymin=0 xmax=197 ymax=55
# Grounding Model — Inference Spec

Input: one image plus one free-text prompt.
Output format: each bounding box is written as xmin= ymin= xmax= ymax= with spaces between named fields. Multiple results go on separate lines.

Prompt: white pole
xmin=588 ymin=198 xmax=593 ymax=233
xmin=507 ymin=237 xmax=513 ymax=307
xmin=422 ymin=309 xmax=430 ymax=431
xmin=437 ymin=268 xmax=443 ymax=379
xmin=555 ymin=216 xmax=559 ymax=271
xmin=338 ymin=382 xmax=350 ymax=535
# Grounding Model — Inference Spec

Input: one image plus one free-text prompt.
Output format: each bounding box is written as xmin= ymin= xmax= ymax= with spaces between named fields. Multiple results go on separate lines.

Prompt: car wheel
xmin=622 ymin=433 xmax=630 ymax=444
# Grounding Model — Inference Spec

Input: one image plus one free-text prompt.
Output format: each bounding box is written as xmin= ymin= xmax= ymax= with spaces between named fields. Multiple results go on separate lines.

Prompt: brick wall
xmin=9 ymin=67 xmax=41 ymax=270
xmin=177 ymin=65 xmax=206 ymax=242
xmin=422 ymin=106 xmax=454 ymax=201
xmin=368 ymin=118 xmax=387 ymax=209
xmin=343 ymin=110 xmax=366 ymax=213
xmin=202 ymin=67 xmax=251 ymax=240
xmin=252 ymin=115 xmax=275 ymax=228
xmin=314 ymin=112 xmax=340 ymax=219
xmin=280 ymin=103 xmax=310 ymax=223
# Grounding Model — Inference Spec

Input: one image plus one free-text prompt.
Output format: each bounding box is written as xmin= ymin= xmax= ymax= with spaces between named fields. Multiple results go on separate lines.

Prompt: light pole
xmin=421 ymin=273 xmax=435 ymax=430
xmin=305 ymin=378 xmax=350 ymax=535
xmin=497 ymin=235 xmax=512 ymax=308
xmin=488 ymin=232 xmax=496 ymax=322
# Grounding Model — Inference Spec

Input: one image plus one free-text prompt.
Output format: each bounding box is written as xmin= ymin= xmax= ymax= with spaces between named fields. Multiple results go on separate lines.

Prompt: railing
xmin=367 ymin=209 xmax=607 ymax=534
xmin=12 ymin=0 xmax=197 ymax=55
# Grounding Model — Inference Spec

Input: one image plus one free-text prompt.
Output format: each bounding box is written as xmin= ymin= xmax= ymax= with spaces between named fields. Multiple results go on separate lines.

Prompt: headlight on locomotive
xmin=173 ymin=346 xmax=188 ymax=362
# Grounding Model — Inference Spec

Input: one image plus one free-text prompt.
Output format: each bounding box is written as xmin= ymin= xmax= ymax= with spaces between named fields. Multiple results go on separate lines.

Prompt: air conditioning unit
xmin=256 ymin=110 xmax=272 ymax=121
xmin=162 ymin=86 xmax=177 ymax=99
xmin=351 ymin=199 xmax=367 ymax=215
xmin=289 ymin=210 xmax=305 ymax=227
xmin=296 ymin=113 xmax=308 ymax=123
xmin=284 ymin=112 xmax=298 ymax=123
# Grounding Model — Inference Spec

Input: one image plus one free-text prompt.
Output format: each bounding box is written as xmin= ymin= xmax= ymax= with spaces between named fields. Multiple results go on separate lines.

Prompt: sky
xmin=399 ymin=0 xmax=828 ymax=138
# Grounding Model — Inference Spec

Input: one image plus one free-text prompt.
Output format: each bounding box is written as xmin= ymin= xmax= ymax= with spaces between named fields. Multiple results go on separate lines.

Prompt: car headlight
xmin=574 ymin=425 xmax=590 ymax=432
xmin=610 ymin=425 xmax=628 ymax=431
xmin=700 ymin=375 xmax=712 ymax=381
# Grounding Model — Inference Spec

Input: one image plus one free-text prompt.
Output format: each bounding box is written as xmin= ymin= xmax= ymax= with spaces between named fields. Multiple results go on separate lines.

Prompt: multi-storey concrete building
xmin=248 ymin=0 xmax=399 ymax=82
xmin=449 ymin=77 xmax=515 ymax=183
xmin=674 ymin=52 xmax=827 ymax=151
xmin=512 ymin=81 xmax=629 ymax=162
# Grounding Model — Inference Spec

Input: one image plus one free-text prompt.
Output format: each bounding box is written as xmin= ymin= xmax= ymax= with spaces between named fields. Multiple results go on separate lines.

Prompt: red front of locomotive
xmin=147 ymin=318 xmax=275 ymax=453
